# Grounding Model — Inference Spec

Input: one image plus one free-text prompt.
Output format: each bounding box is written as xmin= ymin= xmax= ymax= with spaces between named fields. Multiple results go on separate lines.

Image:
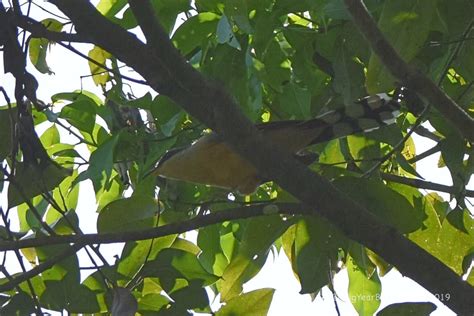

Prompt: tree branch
xmin=45 ymin=1 xmax=474 ymax=314
xmin=413 ymin=125 xmax=442 ymax=143
xmin=407 ymin=143 xmax=440 ymax=164
xmin=344 ymin=0 xmax=474 ymax=142
xmin=0 ymin=203 xmax=311 ymax=251
xmin=0 ymin=244 xmax=83 ymax=292
xmin=381 ymin=173 xmax=474 ymax=197
xmin=13 ymin=14 xmax=89 ymax=43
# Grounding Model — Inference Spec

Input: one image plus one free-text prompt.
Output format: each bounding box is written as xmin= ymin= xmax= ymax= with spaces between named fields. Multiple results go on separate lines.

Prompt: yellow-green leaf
xmin=88 ymin=46 xmax=111 ymax=86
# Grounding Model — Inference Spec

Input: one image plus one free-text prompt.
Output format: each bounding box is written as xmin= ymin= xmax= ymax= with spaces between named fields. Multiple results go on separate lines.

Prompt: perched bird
xmin=151 ymin=93 xmax=402 ymax=194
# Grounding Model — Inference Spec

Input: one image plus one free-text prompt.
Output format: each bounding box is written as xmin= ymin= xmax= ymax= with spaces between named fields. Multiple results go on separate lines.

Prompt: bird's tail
xmin=304 ymin=92 xmax=402 ymax=145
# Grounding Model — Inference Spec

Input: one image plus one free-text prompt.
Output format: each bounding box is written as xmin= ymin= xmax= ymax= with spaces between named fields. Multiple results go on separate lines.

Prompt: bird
xmin=150 ymin=92 xmax=403 ymax=194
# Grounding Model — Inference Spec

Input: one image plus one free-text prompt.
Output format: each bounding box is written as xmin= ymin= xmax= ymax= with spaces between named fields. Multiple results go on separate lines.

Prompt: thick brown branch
xmin=45 ymin=1 xmax=474 ymax=314
xmin=344 ymin=0 xmax=474 ymax=141
xmin=381 ymin=173 xmax=474 ymax=197
xmin=14 ymin=15 xmax=89 ymax=43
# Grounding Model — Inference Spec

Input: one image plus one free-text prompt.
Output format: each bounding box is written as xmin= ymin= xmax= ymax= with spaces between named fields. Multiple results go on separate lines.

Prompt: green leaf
xmin=117 ymin=236 xmax=176 ymax=285
xmin=70 ymin=285 xmax=103 ymax=313
xmin=80 ymin=270 xmax=112 ymax=312
xmin=59 ymin=99 xmax=97 ymax=136
xmin=323 ymin=0 xmax=351 ymax=20
xmin=333 ymin=177 xmax=424 ymax=233
xmin=256 ymin=39 xmax=291 ymax=92
xmin=8 ymin=163 xmax=72 ymax=207
xmin=409 ymin=196 xmax=474 ymax=274
xmin=377 ymin=302 xmax=436 ymax=316
xmin=345 ymin=135 xmax=381 ymax=171
xmin=125 ymin=92 xmax=153 ymax=110
xmin=347 ymin=255 xmax=381 ymax=316
xmin=217 ymin=14 xmax=232 ymax=43
xmin=49 ymin=145 xmax=80 ymax=159
xmin=96 ymin=175 xmax=123 ymax=212
xmin=46 ymin=209 xmax=79 ymax=234
xmin=364 ymin=124 xmax=403 ymax=147
xmin=88 ymin=45 xmax=111 ymax=86
xmin=28 ymin=18 xmax=63 ymax=74
xmin=16 ymin=196 xmax=48 ymax=232
xmin=75 ymin=134 xmax=117 ymax=189
xmin=151 ymin=0 xmax=192 ymax=34
xmin=171 ymin=237 xmax=201 ymax=255
xmin=278 ymin=82 xmax=311 ymax=119
xmin=97 ymin=194 xmax=157 ymax=233
xmin=253 ymin=11 xmax=280 ymax=58
xmin=36 ymin=243 xmax=82 ymax=310
xmin=287 ymin=216 xmax=347 ymax=294
xmin=439 ymin=137 xmax=467 ymax=195
xmin=138 ymin=293 xmax=170 ymax=313
xmin=0 ymin=292 xmax=36 ymax=315
xmin=96 ymin=0 xmax=128 ymax=17
xmin=172 ymin=12 xmax=220 ymax=55
xmin=219 ymin=215 xmax=290 ymax=301
xmin=52 ymin=90 xmax=103 ymax=106
xmin=348 ymin=243 xmax=377 ymax=278
xmin=195 ymin=0 xmax=225 ymax=12
xmin=150 ymin=95 xmax=186 ymax=136
xmin=286 ymin=47 xmax=328 ymax=96
xmin=0 ymin=226 xmax=26 ymax=240
xmin=224 ymin=0 xmax=253 ymax=34
xmin=169 ymin=280 xmax=209 ymax=309
xmin=40 ymin=124 xmax=60 ymax=148
xmin=198 ymin=224 xmax=230 ymax=276
xmin=202 ymin=43 xmax=257 ymax=118
xmin=366 ymin=0 xmax=436 ymax=93
xmin=462 ymin=247 xmax=474 ymax=276
xmin=216 ymin=288 xmax=275 ymax=316
xmin=333 ymin=42 xmax=365 ymax=104
xmin=141 ymin=248 xmax=219 ymax=290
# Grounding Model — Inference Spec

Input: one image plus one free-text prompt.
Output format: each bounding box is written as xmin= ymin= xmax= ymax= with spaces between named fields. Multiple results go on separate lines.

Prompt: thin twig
xmin=381 ymin=173 xmax=474 ymax=197
xmin=57 ymin=42 xmax=147 ymax=85
xmin=53 ymin=117 xmax=97 ymax=147
xmin=0 ymin=207 xmax=43 ymax=315
xmin=407 ymin=143 xmax=441 ymax=164
xmin=41 ymin=191 xmax=112 ymax=285
xmin=437 ymin=20 xmax=474 ymax=86
xmin=0 ymin=243 xmax=84 ymax=292
xmin=0 ymin=167 xmax=56 ymax=235
xmin=362 ymin=106 xmax=430 ymax=177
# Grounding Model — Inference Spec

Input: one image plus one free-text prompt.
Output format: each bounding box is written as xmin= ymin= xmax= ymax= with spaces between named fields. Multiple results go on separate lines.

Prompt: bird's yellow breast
xmin=154 ymin=135 xmax=260 ymax=194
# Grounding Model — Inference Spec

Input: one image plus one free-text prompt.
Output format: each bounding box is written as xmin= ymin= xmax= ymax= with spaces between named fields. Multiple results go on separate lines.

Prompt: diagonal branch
xmin=344 ymin=0 xmax=474 ymax=141
xmin=45 ymin=1 xmax=474 ymax=314
xmin=0 ymin=244 xmax=84 ymax=292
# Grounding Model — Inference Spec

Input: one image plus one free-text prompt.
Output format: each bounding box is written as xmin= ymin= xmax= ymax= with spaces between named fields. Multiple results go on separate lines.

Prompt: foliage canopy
xmin=0 ymin=0 xmax=473 ymax=315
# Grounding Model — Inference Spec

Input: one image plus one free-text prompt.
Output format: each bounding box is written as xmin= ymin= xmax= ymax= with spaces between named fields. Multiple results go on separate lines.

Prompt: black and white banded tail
xmin=301 ymin=93 xmax=402 ymax=145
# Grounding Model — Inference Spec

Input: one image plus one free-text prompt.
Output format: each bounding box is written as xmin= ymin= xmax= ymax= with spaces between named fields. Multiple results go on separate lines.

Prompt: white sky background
xmin=1 ymin=1 xmax=471 ymax=315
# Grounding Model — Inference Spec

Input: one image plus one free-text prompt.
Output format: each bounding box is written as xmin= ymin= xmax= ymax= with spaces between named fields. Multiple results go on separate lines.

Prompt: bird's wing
xmin=259 ymin=93 xmax=400 ymax=153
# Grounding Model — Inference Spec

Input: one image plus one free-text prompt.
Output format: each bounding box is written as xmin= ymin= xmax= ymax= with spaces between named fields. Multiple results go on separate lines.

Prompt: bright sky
xmin=1 ymin=2 xmax=470 ymax=315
